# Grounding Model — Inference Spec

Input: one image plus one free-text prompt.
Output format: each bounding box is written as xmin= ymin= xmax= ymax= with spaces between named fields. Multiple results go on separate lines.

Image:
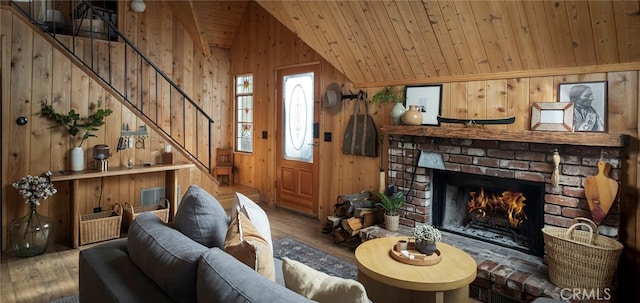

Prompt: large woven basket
xmin=542 ymin=217 xmax=623 ymax=289
xmin=123 ymin=198 xmax=169 ymax=230
xmin=79 ymin=203 xmax=123 ymax=246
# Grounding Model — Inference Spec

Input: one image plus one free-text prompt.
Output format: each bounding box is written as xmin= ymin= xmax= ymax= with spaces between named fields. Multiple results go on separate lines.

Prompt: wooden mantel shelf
xmin=380 ymin=125 xmax=627 ymax=147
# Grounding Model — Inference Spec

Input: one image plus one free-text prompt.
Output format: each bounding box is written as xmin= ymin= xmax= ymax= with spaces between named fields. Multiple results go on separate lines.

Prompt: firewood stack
xmin=323 ymin=191 xmax=382 ymax=244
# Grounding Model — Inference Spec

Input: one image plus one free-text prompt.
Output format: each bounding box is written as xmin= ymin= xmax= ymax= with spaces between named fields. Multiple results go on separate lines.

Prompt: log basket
xmin=542 ymin=217 xmax=623 ymax=289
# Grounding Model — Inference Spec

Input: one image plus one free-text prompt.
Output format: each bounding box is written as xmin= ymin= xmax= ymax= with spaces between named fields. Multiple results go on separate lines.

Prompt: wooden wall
xmin=231 ymin=2 xmax=639 ymax=298
xmin=1 ymin=3 xmax=227 ymax=249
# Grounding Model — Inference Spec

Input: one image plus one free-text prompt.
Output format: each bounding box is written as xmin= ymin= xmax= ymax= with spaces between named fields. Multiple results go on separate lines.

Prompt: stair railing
xmin=9 ymin=0 xmax=214 ymax=172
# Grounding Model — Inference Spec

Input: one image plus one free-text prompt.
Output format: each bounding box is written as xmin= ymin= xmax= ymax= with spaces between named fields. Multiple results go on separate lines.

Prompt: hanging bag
xmin=343 ymin=98 xmax=378 ymax=157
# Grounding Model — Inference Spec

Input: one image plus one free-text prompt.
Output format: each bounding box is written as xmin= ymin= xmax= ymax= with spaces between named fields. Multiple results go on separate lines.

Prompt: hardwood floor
xmin=1 ymin=204 xmax=481 ymax=303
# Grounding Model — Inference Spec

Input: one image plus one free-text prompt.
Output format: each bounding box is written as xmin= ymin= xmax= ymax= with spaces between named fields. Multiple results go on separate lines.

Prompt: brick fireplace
xmin=384 ymin=128 xmax=624 ymax=302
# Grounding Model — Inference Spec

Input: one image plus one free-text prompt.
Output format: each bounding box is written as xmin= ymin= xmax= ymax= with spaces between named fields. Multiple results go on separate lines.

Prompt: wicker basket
xmin=79 ymin=203 xmax=123 ymax=246
xmin=123 ymin=198 xmax=170 ymax=230
xmin=542 ymin=217 xmax=623 ymax=289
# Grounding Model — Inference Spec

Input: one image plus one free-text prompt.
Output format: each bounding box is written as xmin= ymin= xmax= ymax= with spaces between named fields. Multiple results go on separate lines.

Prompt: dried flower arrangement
xmin=413 ymin=224 xmax=442 ymax=243
xmin=12 ymin=171 xmax=57 ymax=206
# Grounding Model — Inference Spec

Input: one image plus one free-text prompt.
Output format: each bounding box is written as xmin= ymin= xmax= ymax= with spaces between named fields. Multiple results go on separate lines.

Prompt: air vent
xmin=140 ymin=185 xmax=181 ymax=207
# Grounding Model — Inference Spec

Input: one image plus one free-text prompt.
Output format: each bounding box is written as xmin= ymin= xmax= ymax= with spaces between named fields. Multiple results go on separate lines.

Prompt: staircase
xmin=7 ymin=1 xmax=259 ymax=203
xmin=9 ymin=0 xmax=214 ymax=173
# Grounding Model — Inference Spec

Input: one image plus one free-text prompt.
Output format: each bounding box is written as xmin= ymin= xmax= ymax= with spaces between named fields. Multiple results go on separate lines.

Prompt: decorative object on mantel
xmin=371 ymin=86 xmax=404 ymax=125
xmin=374 ymin=191 xmax=404 ymax=231
xmin=401 ymin=105 xmax=423 ymax=126
xmin=584 ymin=160 xmax=619 ymax=224
xmin=9 ymin=171 xmax=57 ymax=257
xmin=558 ymin=81 xmax=607 ymax=133
xmin=412 ymin=224 xmax=442 ymax=255
xmin=530 ymin=102 xmax=574 ymax=131
xmin=404 ymin=84 xmax=442 ymax=125
xmin=437 ymin=115 xmax=516 ymax=127
xmin=551 ymin=149 xmax=561 ymax=187
xmin=41 ymin=101 xmax=113 ymax=172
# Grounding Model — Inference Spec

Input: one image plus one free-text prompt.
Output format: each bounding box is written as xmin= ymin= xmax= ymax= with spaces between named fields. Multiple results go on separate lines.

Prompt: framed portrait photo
xmin=404 ymin=84 xmax=443 ymax=126
xmin=558 ymin=81 xmax=607 ymax=132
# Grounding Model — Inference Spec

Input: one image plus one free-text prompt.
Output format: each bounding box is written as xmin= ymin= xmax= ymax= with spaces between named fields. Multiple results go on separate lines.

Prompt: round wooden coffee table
xmin=355 ymin=236 xmax=477 ymax=303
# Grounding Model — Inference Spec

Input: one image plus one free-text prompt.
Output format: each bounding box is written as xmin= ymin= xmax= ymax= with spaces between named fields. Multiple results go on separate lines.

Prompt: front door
xmin=275 ymin=64 xmax=320 ymax=215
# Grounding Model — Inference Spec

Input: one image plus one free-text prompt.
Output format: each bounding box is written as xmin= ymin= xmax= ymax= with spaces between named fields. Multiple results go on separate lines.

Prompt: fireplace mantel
xmin=380 ymin=125 xmax=627 ymax=147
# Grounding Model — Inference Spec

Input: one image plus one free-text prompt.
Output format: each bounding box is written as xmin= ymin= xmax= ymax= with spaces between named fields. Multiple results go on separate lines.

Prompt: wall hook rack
xmin=341 ymin=89 xmax=367 ymax=101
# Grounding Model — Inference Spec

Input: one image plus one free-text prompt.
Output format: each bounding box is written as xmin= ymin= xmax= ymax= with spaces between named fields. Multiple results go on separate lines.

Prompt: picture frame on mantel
xmin=558 ymin=81 xmax=607 ymax=132
xmin=531 ymin=102 xmax=574 ymax=132
xmin=404 ymin=84 xmax=443 ymax=126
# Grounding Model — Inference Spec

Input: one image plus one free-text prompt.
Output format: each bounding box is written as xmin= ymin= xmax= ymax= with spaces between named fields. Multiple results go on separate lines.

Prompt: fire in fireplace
xmin=432 ymin=170 xmax=545 ymax=256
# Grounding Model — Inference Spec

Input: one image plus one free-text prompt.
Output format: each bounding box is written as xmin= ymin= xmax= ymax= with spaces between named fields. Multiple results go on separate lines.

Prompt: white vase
xmin=71 ymin=146 xmax=85 ymax=171
xmin=390 ymin=103 xmax=406 ymax=125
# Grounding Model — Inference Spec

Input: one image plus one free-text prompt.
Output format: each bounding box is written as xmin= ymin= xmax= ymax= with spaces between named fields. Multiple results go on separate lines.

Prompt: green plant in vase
xmin=375 ymin=191 xmax=405 ymax=231
xmin=371 ymin=86 xmax=405 ymax=125
xmin=41 ymin=101 xmax=113 ymax=171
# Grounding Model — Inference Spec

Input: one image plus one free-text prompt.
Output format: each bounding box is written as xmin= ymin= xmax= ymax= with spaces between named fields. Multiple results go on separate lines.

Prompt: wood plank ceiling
xmin=185 ymin=1 xmax=640 ymax=87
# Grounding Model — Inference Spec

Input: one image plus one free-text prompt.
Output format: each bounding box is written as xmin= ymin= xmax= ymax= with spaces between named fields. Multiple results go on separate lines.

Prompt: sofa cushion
xmin=282 ymin=257 xmax=369 ymax=303
xmin=173 ymin=184 xmax=229 ymax=248
xmin=128 ymin=213 xmax=209 ymax=303
xmin=231 ymin=192 xmax=273 ymax=251
xmin=197 ymin=248 xmax=314 ymax=303
xmin=79 ymin=238 xmax=173 ymax=303
xmin=224 ymin=211 xmax=276 ymax=281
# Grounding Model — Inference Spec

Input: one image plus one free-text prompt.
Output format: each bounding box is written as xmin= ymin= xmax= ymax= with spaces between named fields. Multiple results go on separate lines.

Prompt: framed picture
xmin=404 ymin=84 xmax=443 ymax=126
xmin=531 ymin=102 xmax=574 ymax=131
xmin=558 ymin=81 xmax=607 ymax=132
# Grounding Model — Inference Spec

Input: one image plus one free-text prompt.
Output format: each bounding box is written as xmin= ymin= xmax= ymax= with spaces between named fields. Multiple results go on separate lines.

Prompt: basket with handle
xmin=542 ymin=217 xmax=623 ymax=289
xmin=79 ymin=203 xmax=123 ymax=246
xmin=123 ymin=198 xmax=170 ymax=230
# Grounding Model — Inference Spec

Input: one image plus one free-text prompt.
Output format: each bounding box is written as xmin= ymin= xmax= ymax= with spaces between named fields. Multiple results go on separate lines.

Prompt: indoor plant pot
xmin=371 ymin=86 xmax=404 ymax=125
xmin=413 ymin=224 xmax=442 ymax=255
xmin=375 ymin=191 xmax=405 ymax=231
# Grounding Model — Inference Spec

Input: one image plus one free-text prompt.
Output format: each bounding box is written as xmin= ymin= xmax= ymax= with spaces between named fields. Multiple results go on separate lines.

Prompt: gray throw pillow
xmin=197 ymin=248 xmax=315 ymax=303
xmin=127 ymin=213 xmax=208 ymax=303
xmin=173 ymin=184 xmax=229 ymax=248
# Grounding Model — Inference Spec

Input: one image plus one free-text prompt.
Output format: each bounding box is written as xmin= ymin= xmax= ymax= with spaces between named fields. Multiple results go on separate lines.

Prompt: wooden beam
xmin=380 ymin=125 xmax=627 ymax=147
xmin=166 ymin=0 xmax=212 ymax=59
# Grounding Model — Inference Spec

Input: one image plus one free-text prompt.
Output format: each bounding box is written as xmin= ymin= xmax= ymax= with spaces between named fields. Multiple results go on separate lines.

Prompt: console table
xmin=50 ymin=163 xmax=195 ymax=248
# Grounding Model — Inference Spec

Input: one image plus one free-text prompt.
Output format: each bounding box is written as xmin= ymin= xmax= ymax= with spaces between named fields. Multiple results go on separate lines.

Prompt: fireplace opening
xmin=432 ymin=170 xmax=545 ymax=256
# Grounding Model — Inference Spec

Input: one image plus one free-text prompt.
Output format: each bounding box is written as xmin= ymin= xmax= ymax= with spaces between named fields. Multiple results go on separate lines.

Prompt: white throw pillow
xmin=231 ymin=192 xmax=273 ymax=251
xmin=282 ymin=257 xmax=369 ymax=303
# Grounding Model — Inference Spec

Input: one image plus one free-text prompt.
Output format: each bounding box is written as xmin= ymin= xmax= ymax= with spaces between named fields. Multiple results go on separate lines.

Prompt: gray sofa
xmin=79 ymin=214 xmax=313 ymax=303
xmin=79 ymin=184 xmax=314 ymax=303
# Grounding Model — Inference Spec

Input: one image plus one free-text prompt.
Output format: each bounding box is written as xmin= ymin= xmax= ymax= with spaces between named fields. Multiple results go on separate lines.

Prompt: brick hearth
xmin=386 ymin=135 xmax=623 ymax=302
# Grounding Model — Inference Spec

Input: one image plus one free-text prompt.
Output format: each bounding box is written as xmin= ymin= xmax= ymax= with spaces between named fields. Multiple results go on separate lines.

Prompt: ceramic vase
xmin=390 ymin=103 xmax=406 ymax=125
xmin=9 ymin=203 xmax=52 ymax=257
xmin=415 ymin=240 xmax=437 ymax=256
xmin=402 ymin=105 xmax=423 ymax=125
xmin=384 ymin=214 xmax=399 ymax=231
xmin=71 ymin=146 xmax=84 ymax=171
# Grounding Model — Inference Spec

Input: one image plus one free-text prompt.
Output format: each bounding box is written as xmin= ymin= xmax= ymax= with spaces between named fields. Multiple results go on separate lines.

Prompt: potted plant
xmin=41 ymin=101 xmax=113 ymax=172
xmin=413 ymin=224 xmax=442 ymax=255
xmin=374 ymin=191 xmax=404 ymax=231
xmin=371 ymin=86 xmax=405 ymax=125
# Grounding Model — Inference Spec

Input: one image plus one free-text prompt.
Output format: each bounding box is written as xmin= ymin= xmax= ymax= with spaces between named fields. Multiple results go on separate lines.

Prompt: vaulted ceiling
xmin=177 ymin=1 xmax=640 ymax=87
